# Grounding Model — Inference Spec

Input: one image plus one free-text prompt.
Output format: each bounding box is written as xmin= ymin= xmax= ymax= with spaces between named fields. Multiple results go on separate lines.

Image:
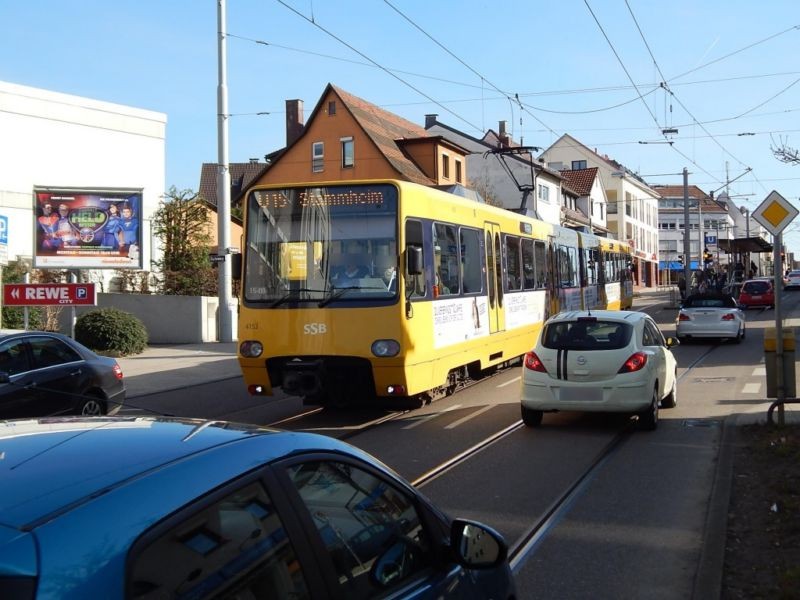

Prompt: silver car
xmin=676 ymin=293 xmax=745 ymax=343
xmin=785 ymin=270 xmax=800 ymax=289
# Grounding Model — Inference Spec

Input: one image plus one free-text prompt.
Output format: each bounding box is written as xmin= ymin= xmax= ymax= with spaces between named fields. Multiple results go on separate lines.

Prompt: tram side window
xmin=606 ymin=253 xmax=617 ymax=283
xmin=460 ymin=228 xmax=482 ymax=294
xmin=534 ymin=240 xmax=547 ymax=289
xmin=556 ymin=245 xmax=578 ymax=288
xmin=522 ymin=239 xmax=535 ymax=290
xmin=433 ymin=223 xmax=459 ymax=295
xmin=405 ymin=220 xmax=426 ymax=297
xmin=505 ymin=236 xmax=522 ymax=291
xmin=586 ymin=249 xmax=599 ymax=285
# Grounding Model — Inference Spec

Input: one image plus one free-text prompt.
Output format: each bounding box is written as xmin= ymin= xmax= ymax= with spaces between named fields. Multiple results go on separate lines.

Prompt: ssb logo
xmin=303 ymin=323 xmax=327 ymax=335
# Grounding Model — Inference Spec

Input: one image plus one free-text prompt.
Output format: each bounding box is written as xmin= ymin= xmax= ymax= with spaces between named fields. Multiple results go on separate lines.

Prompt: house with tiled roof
xmin=251 ymin=83 xmax=471 ymax=189
xmin=197 ymin=159 xmax=267 ymax=252
xmin=559 ymin=167 xmax=608 ymax=233
xmin=424 ymin=116 xmax=563 ymax=224
xmin=540 ymin=134 xmax=661 ymax=287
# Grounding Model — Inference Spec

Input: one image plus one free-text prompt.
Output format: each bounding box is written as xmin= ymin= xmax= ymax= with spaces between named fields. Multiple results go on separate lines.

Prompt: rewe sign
xmin=3 ymin=283 xmax=97 ymax=306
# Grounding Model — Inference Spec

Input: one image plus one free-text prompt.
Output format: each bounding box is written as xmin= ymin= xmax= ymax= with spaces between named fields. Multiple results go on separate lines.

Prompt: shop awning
xmin=659 ymin=260 xmax=699 ymax=270
xmin=717 ymin=237 xmax=773 ymax=253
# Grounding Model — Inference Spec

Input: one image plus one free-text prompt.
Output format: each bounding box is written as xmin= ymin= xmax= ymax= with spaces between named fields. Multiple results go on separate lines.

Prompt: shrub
xmin=75 ymin=308 xmax=148 ymax=356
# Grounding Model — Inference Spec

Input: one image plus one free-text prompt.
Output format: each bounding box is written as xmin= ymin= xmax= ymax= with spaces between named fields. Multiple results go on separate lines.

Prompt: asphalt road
xmin=120 ymin=288 xmax=800 ymax=598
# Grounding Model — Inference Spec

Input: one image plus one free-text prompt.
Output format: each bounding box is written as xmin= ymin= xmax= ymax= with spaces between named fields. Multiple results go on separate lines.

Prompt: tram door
xmin=484 ymin=223 xmax=504 ymax=333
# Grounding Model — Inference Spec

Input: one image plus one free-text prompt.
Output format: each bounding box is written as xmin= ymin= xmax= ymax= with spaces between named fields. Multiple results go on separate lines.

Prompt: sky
xmin=3 ymin=0 xmax=800 ymax=252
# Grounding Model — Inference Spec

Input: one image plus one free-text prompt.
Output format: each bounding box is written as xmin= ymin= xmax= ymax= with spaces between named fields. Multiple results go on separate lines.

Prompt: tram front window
xmin=243 ymin=184 xmax=399 ymax=305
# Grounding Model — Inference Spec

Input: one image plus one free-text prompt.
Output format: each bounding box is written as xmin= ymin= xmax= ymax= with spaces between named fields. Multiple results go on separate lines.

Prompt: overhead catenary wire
xmin=228 ymin=31 xmax=800 ymax=121
xmin=622 ymin=0 xmax=752 ymax=178
xmin=274 ymin=0 xmax=482 ymax=132
xmin=381 ymin=0 xmax=559 ymax=139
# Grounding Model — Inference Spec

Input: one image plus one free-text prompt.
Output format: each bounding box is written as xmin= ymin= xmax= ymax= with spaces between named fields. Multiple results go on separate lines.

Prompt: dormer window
xmin=442 ymin=154 xmax=450 ymax=179
xmin=455 ymin=159 xmax=462 ymax=183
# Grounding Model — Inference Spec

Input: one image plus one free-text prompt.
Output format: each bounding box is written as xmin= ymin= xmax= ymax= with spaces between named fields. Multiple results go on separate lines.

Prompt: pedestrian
xmin=677 ymin=275 xmax=686 ymax=300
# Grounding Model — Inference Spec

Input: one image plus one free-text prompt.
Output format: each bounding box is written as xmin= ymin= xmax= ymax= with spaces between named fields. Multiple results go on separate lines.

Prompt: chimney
xmin=425 ymin=114 xmax=438 ymax=129
xmin=249 ymin=158 xmax=259 ymax=164
xmin=498 ymin=120 xmax=508 ymax=147
xmin=285 ymin=99 xmax=304 ymax=146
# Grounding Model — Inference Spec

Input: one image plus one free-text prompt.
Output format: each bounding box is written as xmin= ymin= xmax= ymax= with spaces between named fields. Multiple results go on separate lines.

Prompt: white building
xmin=541 ymin=134 xmax=661 ymax=287
xmin=0 ymin=80 xmax=166 ymax=291
xmin=424 ymin=116 xmax=563 ymax=225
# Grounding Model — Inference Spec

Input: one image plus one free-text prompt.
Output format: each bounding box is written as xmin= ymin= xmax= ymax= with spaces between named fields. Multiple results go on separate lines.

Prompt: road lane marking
xmin=445 ymin=405 xmax=495 ymax=429
xmin=402 ymin=404 xmax=462 ymax=429
xmin=498 ymin=376 xmax=521 ymax=388
xmin=741 ymin=383 xmax=761 ymax=394
xmin=752 ymin=367 xmax=765 ymax=376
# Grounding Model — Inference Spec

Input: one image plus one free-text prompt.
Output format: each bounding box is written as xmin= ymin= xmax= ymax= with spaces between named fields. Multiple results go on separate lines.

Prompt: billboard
xmin=33 ymin=188 xmax=143 ymax=269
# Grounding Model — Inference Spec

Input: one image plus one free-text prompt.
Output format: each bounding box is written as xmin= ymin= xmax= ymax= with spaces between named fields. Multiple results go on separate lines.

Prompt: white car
xmin=676 ymin=293 xmax=745 ymax=343
xmin=520 ymin=310 xmax=679 ymax=430
xmin=785 ymin=270 xmax=800 ymax=290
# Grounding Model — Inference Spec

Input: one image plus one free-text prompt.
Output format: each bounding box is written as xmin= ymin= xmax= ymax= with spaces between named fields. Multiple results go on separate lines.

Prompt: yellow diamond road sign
xmin=752 ymin=190 xmax=798 ymax=236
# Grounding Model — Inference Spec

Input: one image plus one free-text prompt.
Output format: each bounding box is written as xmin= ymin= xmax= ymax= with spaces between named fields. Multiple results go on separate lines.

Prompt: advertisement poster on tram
xmin=34 ymin=188 xmax=143 ymax=269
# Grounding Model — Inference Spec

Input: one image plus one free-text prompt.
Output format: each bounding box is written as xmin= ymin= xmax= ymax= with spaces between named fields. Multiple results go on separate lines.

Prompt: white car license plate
xmin=559 ymin=387 xmax=602 ymax=402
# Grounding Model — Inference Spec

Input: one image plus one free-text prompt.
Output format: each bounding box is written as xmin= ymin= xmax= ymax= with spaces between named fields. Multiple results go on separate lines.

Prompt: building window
xmin=312 ymin=142 xmax=324 ymax=172
xmin=538 ymin=183 xmax=550 ymax=203
xmin=442 ymin=154 xmax=450 ymax=179
xmin=455 ymin=159 xmax=462 ymax=183
xmin=571 ymin=160 xmax=587 ymax=170
xmin=340 ymin=137 xmax=354 ymax=168
xmin=328 ymin=100 xmax=336 ymax=115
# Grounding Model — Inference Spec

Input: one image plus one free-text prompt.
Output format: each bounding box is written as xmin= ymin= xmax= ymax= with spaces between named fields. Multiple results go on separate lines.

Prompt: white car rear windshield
xmin=542 ymin=319 xmax=632 ymax=350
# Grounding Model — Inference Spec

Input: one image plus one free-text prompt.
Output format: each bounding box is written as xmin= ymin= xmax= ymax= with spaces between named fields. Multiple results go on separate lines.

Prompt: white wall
xmin=0 ymin=81 xmax=166 ymax=290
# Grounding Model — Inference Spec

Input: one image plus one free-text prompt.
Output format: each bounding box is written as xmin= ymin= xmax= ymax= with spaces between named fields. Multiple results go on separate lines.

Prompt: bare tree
xmin=468 ymin=173 xmax=504 ymax=207
xmin=771 ymin=135 xmax=800 ymax=165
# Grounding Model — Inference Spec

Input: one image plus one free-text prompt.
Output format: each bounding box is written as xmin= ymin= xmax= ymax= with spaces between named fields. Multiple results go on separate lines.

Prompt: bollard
xmin=764 ymin=327 xmax=796 ymax=398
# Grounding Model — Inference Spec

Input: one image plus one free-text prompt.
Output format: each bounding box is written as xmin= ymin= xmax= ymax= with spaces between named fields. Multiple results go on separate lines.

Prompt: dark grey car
xmin=0 ymin=331 xmax=125 ymax=418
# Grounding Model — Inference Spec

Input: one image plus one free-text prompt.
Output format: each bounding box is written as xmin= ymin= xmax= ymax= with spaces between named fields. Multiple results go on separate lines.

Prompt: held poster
xmin=33 ymin=188 xmax=143 ymax=269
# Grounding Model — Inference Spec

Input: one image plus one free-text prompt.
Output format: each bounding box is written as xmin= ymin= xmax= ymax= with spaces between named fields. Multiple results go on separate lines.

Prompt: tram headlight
xmin=239 ymin=340 xmax=263 ymax=358
xmin=371 ymin=339 xmax=400 ymax=357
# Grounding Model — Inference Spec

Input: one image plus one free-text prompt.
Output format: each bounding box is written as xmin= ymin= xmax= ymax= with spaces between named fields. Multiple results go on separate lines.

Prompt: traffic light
xmin=703 ymin=248 xmax=713 ymax=265
xmin=678 ymin=255 xmax=684 ymax=265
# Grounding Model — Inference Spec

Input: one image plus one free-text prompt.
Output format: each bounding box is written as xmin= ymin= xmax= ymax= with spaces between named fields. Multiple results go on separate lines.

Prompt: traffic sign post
xmin=752 ymin=191 xmax=799 ymax=426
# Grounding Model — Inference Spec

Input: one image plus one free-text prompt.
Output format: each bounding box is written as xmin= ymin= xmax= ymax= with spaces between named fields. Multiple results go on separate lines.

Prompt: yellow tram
xmin=237 ymin=179 xmax=633 ymax=407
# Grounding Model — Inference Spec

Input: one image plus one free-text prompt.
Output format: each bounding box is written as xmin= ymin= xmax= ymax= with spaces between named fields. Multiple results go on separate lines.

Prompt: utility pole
xmin=216 ymin=0 xmax=235 ymax=343
xmin=698 ymin=189 xmax=703 ymax=272
xmin=683 ymin=168 xmax=692 ymax=291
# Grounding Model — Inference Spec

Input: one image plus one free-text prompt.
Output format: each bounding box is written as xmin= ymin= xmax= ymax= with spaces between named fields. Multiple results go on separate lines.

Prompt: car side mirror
xmin=666 ymin=336 xmax=680 ymax=348
xmin=406 ymin=246 xmax=423 ymax=276
xmin=450 ymin=518 xmax=508 ymax=569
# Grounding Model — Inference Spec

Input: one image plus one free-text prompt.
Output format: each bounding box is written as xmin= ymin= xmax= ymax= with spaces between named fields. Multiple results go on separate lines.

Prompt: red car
xmin=738 ymin=279 xmax=775 ymax=309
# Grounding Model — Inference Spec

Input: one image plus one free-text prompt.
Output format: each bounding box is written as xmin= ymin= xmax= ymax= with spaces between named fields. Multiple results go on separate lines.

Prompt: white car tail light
xmin=618 ymin=352 xmax=648 ymax=373
xmin=524 ymin=351 xmax=547 ymax=373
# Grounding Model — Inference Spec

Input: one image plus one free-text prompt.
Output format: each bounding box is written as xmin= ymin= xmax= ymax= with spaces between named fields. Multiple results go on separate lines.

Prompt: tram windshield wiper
xmin=269 ymin=288 xmax=324 ymax=308
xmin=318 ymin=285 xmax=360 ymax=308
xmin=318 ymin=284 xmax=389 ymax=307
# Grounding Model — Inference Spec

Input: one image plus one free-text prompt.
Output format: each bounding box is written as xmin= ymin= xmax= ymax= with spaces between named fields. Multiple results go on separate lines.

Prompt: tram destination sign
xmin=3 ymin=283 xmax=97 ymax=306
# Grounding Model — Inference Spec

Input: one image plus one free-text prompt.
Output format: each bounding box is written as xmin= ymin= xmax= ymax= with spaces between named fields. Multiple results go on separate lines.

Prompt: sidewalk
xmin=116 ymin=342 xmax=241 ymax=397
